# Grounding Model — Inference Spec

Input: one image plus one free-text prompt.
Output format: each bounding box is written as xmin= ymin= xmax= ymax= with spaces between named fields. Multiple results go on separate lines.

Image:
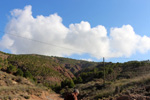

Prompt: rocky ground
xmin=102 ymin=85 xmax=150 ymax=100
xmin=0 ymin=71 xmax=63 ymax=100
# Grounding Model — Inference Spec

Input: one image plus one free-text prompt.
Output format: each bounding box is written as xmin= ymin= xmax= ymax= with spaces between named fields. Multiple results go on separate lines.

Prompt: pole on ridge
xmin=103 ymin=57 xmax=105 ymax=86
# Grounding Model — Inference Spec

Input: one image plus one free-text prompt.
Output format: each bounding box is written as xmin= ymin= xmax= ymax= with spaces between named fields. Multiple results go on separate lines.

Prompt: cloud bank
xmin=0 ymin=5 xmax=150 ymax=59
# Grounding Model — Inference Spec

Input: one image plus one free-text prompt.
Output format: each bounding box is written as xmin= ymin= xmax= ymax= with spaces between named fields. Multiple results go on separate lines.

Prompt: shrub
xmin=33 ymin=77 xmax=37 ymax=83
xmin=16 ymin=68 xmax=24 ymax=76
xmin=24 ymin=71 xmax=33 ymax=79
xmin=77 ymin=77 xmax=83 ymax=83
xmin=73 ymin=77 xmax=77 ymax=84
xmin=7 ymin=64 xmax=17 ymax=74
xmin=98 ymin=71 xmax=104 ymax=78
xmin=0 ymin=57 xmax=2 ymax=62
xmin=51 ymin=83 xmax=61 ymax=91
xmin=68 ymin=79 xmax=75 ymax=88
xmin=24 ymin=95 xmax=30 ymax=99
xmin=108 ymin=68 xmax=113 ymax=74
xmin=0 ymin=64 xmax=2 ymax=69
xmin=61 ymin=79 xmax=75 ymax=88
xmin=96 ymin=90 xmax=114 ymax=99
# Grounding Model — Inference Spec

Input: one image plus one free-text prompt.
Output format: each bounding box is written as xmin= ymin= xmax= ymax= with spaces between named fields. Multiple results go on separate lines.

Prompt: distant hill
xmin=77 ymin=61 xmax=150 ymax=82
xmin=0 ymin=51 xmax=98 ymax=87
xmin=74 ymin=61 xmax=150 ymax=100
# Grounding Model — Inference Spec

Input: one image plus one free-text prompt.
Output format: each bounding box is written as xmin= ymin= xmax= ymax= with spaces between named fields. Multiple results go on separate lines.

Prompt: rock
xmin=136 ymin=96 xmax=145 ymax=100
xmin=146 ymin=96 xmax=150 ymax=100
xmin=145 ymin=85 xmax=150 ymax=92
xmin=116 ymin=95 xmax=132 ymax=100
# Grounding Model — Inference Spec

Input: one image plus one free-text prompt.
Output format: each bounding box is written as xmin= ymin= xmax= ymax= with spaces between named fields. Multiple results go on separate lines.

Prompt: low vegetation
xmin=0 ymin=51 xmax=150 ymax=100
xmin=0 ymin=70 xmax=52 ymax=100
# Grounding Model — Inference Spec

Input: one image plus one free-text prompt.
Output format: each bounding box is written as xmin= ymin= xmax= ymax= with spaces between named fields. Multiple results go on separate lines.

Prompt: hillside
xmin=75 ymin=73 xmax=150 ymax=100
xmin=72 ymin=61 xmax=150 ymax=100
xmin=0 ymin=70 xmax=63 ymax=100
xmin=0 ymin=51 xmax=98 ymax=88
xmin=1 ymin=51 xmax=150 ymax=100
xmin=77 ymin=61 xmax=150 ymax=83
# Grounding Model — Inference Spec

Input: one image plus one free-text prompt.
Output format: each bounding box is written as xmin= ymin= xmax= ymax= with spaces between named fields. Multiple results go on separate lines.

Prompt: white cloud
xmin=66 ymin=21 xmax=110 ymax=58
xmin=110 ymin=25 xmax=140 ymax=57
xmin=137 ymin=35 xmax=150 ymax=53
xmin=0 ymin=34 xmax=14 ymax=49
xmin=81 ymin=58 xmax=93 ymax=62
xmin=0 ymin=5 xmax=150 ymax=59
xmin=109 ymin=25 xmax=150 ymax=57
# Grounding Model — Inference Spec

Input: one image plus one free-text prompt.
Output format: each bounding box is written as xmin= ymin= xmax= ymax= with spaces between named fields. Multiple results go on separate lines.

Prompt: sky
xmin=0 ymin=0 xmax=150 ymax=62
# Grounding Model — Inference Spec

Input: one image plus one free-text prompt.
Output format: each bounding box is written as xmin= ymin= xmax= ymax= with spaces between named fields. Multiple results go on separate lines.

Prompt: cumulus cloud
xmin=109 ymin=25 xmax=150 ymax=57
xmin=0 ymin=5 xmax=150 ymax=59
xmin=81 ymin=58 xmax=93 ymax=62
xmin=110 ymin=25 xmax=140 ymax=57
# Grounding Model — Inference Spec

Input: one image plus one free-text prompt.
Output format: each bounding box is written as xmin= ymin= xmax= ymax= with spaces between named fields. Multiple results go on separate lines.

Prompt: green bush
xmin=73 ymin=77 xmax=77 ymax=83
xmin=98 ymin=71 xmax=104 ymax=78
xmin=33 ymin=77 xmax=37 ymax=83
xmin=16 ymin=68 xmax=24 ymax=76
xmin=0 ymin=58 xmax=2 ymax=62
xmin=0 ymin=64 xmax=2 ymax=69
xmin=108 ymin=68 xmax=113 ymax=74
xmin=69 ymin=79 xmax=75 ymax=88
xmin=7 ymin=64 xmax=17 ymax=73
xmin=61 ymin=79 xmax=75 ymax=88
xmin=50 ymin=83 xmax=61 ymax=91
xmin=77 ymin=77 xmax=83 ymax=83
xmin=24 ymin=71 xmax=33 ymax=79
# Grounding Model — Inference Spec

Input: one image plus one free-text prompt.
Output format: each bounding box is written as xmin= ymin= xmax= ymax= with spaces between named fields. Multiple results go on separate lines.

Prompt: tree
xmin=108 ymin=68 xmax=113 ymax=74
xmin=61 ymin=79 xmax=75 ymax=88
xmin=0 ymin=64 xmax=2 ymax=70
xmin=0 ymin=58 xmax=2 ymax=62
xmin=141 ymin=62 xmax=146 ymax=66
xmin=51 ymin=83 xmax=61 ymax=91
xmin=77 ymin=77 xmax=83 ymax=83
xmin=61 ymin=80 xmax=66 ymax=88
xmin=68 ymin=79 xmax=75 ymax=88
xmin=73 ymin=77 xmax=77 ymax=84
xmin=98 ymin=71 xmax=104 ymax=78
xmin=24 ymin=70 xmax=33 ymax=79
xmin=16 ymin=69 xmax=24 ymax=76
xmin=7 ymin=64 xmax=17 ymax=74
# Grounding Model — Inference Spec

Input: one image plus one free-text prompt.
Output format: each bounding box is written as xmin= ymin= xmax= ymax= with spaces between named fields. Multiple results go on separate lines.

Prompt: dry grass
xmin=75 ymin=74 xmax=150 ymax=100
xmin=111 ymin=73 xmax=150 ymax=88
xmin=0 ymin=71 xmax=51 ymax=100
xmin=0 ymin=85 xmax=39 ymax=91
xmin=96 ymin=74 xmax=150 ymax=99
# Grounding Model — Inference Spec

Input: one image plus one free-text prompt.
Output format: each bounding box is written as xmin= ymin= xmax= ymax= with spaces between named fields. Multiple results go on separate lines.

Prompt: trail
xmin=28 ymin=92 xmax=63 ymax=100
xmin=46 ymin=93 xmax=64 ymax=100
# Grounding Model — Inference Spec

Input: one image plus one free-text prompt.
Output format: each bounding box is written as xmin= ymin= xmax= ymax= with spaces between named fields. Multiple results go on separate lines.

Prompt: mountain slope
xmin=0 ymin=70 xmax=63 ymax=100
xmin=0 ymin=51 xmax=98 ymax=87
xmin=73 ymin=61 xmax=150 ymax=100
xmin=1 ymin=51 xmax=150 ymax=100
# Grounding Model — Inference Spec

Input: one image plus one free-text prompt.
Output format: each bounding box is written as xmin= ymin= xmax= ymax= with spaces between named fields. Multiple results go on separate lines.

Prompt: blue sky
xmin=0 ymin=0 xmax=150 ymax=62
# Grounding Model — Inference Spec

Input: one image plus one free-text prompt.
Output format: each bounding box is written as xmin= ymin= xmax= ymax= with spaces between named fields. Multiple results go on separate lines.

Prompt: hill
xmin=0 ymin=51 xmax=98 ymax=88
xmin=72 ymin=61 xmax=150 ymax=100
xmin=0 ymin=70 xmax=63 ymax=100
xmin=1 ymin=51 xmax=150 ymax=100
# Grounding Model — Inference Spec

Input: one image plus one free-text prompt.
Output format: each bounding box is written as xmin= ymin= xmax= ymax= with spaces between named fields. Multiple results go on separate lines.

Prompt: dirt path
xmin=28 ymin=92 xmax=63 ymax=100
xmin=46 ymin=93 xmax=64 ymax=100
